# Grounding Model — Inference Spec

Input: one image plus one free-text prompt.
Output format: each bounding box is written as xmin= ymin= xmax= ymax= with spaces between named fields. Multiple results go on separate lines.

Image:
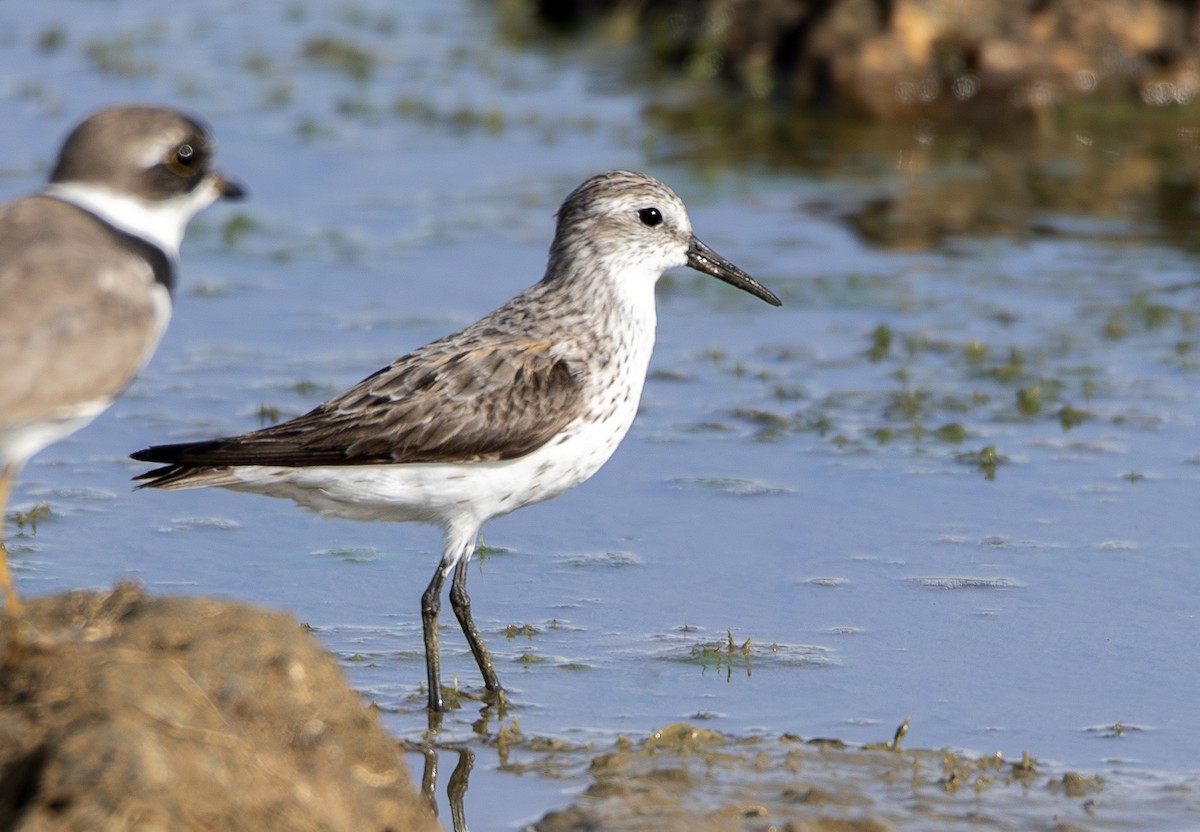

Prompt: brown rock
xmin=0 ymin=583 xmax=441 ymax=832
xmin=522 ymin=0 xmax=1200 ymax=119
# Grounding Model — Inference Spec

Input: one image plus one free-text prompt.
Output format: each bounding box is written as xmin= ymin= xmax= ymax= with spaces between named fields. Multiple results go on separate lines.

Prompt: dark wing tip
xmin=130 ymin=463 xmax=192 ymax=489
xmin=132 ymin=464 xmax=166 ymax=482
xmin=130 ymin=443 xmax=192 ymax=463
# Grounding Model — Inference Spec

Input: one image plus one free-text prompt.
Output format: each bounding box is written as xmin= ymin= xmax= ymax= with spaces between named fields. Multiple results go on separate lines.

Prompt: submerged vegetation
xmin=11 ymin=503 xmax=51 ymax=536
xmin=663 ymin=248 xmax=1200 ymax=481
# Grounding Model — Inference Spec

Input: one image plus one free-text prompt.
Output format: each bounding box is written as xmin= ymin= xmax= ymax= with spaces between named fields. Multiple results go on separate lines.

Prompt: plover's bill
xmin=0 ymin=105 xmax=244 ymax=632
xmin=132 ymin=169 xmax=779 ymax=711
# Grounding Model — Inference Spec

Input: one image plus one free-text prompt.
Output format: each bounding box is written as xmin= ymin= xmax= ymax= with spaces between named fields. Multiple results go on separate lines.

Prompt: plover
xmin=0 ymin=105 xmax=243 ymax=630
xmin=132 ymin=170 xmax=780 ymax=711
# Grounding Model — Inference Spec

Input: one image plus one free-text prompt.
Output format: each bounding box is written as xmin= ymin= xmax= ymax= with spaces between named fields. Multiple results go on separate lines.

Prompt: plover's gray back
xmin=0 ymin=105 xmax=243 ymax=626
xmin=133 ymin=170 xmax=779 ymax=710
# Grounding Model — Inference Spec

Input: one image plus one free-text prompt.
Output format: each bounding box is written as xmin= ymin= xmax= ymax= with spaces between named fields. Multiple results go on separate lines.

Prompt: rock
xmin=0 ymin=583 xmax=440 ymax=832
xmin=517 ymin=0 xmax=1200 ymax=119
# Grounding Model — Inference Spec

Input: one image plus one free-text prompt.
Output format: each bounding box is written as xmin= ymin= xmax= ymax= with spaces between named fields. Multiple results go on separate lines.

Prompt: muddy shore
xmin=3 ymin=585 xmax=1188 ymax=831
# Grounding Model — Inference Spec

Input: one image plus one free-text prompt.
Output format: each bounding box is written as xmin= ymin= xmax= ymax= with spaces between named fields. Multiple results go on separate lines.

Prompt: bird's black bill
xmin=686 ymin=237 xmax=781 ymax=307
xmin=217 ymin=174 xmax=247 ymax=200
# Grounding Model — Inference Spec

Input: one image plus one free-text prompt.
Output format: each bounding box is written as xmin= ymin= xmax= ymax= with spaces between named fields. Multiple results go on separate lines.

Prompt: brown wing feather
xmin=132 ymin=337 xmax=584 ymax=471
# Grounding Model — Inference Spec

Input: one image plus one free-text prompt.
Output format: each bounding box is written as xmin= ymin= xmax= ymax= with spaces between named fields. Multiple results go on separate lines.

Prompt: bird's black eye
xmin=164 ymin=142 xmax=202 ymax=178
xmin=638 ymin=207 xmax=663 ymax=227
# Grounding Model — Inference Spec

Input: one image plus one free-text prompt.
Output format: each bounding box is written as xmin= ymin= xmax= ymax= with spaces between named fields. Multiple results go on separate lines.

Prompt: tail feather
xmin=132 ymin=461 xmax=244 ymax=490
xmin=132 ymin=439 xmax=249 ymax=490
xmin=131 ymin=439 xmax=230 ymax=465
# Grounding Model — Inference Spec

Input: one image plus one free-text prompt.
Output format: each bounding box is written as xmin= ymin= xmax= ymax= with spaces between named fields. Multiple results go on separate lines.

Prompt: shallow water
xmin=3 ymin=1 xmax=1200 ymax=828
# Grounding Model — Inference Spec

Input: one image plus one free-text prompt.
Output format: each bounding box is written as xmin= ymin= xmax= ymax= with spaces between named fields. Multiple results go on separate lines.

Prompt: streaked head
xmin=548 ymin=170 xmax=780 ymax=307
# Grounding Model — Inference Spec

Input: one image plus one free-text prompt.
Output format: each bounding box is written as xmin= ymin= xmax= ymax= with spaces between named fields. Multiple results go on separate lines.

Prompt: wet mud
xmin=530 ymin=722 xmax=1192 ymax=831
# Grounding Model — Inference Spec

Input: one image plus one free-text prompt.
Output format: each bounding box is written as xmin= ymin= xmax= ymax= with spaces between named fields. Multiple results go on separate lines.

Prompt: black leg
xmin=421 ymin=564 xmax=448 ymax=711
xmin=449 ymin=559 xmax=502 ymax=694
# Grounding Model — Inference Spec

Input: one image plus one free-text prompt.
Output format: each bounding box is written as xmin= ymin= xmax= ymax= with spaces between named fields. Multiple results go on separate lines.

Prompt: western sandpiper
xmin=132 ymin=170 xmax=778 ymax=710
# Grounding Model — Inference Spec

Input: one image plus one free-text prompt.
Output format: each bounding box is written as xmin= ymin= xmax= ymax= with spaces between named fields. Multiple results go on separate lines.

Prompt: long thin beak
xmin=215 ymin=172 xmax=247 ymax=200
xmin=686 ymin=237 xmax=781 ymax=307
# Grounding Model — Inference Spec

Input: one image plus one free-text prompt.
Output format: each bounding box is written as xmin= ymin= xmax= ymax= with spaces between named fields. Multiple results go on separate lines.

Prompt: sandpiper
xmin=132 ymin=169 xmax=780 ymax=711
xmin=0 ymin=105 xmax=243 ymax=631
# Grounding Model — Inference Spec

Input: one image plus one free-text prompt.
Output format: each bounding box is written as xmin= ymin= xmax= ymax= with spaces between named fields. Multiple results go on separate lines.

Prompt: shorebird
xmin=132 ymin=170 xmax=780 ymax=711
xmin=0 ymin=105 xmax=243 ymax=634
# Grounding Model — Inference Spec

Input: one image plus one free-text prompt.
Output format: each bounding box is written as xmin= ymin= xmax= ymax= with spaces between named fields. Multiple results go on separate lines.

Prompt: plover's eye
xmin=638 ymin=207 xmax=663 ymax=227
xmin=165 ymin=143 xmax=201 ymax=178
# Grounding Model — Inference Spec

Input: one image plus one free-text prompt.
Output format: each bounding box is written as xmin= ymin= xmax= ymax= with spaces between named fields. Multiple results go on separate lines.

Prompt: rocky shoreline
xmin=0 ymin=584 xmax=439 ymax=832
xmin=520 ymin=0 xmax=1200 ymax=120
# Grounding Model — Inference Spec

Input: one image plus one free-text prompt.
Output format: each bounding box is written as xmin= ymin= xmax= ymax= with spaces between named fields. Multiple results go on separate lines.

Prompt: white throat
xmin=43 ymin=180 xmax=216 ymax=257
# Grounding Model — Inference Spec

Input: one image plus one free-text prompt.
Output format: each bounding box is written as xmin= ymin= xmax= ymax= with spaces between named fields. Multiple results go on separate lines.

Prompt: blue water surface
xmin=2 ymin=1 xmax=1199 ymax=828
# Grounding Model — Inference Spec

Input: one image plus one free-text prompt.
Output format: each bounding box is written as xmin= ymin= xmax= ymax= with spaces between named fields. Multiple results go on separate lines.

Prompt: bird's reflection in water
xmin=411 ymin=744 xmax=474 ymax=832
xmin=403 ymin=698 xmax=508 ymax=832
